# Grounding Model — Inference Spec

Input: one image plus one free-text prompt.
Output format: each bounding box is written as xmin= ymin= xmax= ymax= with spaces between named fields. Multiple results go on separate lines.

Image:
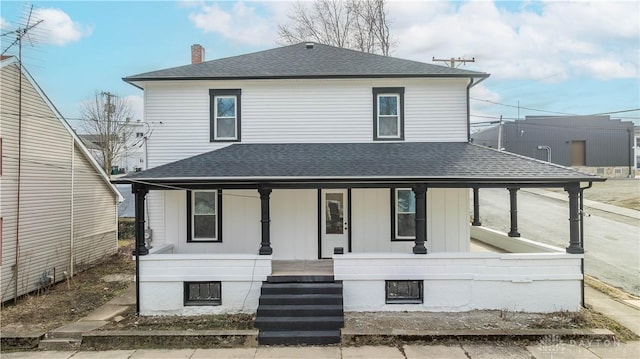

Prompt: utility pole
xmin=497 ymin=115 xmax=503 ymax=151
xmin=101 ymin=91 xmax=115 ymax=174
xmin=432 ymin=56 xmax=475 ymax=68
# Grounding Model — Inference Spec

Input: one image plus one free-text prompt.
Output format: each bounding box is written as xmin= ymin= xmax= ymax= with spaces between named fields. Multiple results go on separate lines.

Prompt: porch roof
xmin=114 ymin=142 xmax=603 ymax=188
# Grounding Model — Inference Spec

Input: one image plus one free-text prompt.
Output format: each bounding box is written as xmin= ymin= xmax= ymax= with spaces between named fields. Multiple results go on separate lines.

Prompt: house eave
xmin=114 ymin=175 xmax=603 ymax=189
xmin=123 ymin=73 xmax=490 ymax=87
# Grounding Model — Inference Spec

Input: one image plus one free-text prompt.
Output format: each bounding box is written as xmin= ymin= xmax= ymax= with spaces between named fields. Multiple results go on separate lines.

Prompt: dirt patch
xmin=345 ymin=309 xmax=637 ymax=342
xmin=546 ymin=179 xmax=639 ymax=210
xmin=1 ymin=240 xmax=135 ymax=334
xmin=101 ymin=307 xmax=255 ymax=331
xmin=100 ymin=307 xmax=636 ymax=343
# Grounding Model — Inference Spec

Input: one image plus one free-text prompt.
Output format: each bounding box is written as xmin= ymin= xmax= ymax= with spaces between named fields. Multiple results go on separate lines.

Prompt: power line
xmin=432 ymin=56 xmax=475 ymax=68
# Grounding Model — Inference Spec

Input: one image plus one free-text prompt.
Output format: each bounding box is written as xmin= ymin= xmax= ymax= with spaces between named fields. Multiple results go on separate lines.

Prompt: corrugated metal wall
xmin=471 ymin=116 xmax=634 ymax=167
xmin=1 ymin=61 xmax=117 ymax=302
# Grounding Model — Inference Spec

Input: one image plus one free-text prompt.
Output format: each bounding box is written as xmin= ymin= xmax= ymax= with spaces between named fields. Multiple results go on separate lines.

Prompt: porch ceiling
xmin=114 ymin=142 xmax=604 ymax=188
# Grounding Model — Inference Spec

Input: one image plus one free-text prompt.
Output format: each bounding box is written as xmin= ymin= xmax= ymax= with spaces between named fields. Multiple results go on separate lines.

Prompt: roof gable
xmin=124 ymin=42 xmax=489 ymax=83
xmin=1 ymin=57 xmax=122 ymax=201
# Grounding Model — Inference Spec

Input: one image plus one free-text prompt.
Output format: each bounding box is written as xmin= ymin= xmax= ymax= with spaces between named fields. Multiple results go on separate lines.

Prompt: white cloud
xmin=469 ymin=84 xmax=502 ymax=123
xmin=0 ymin=17 xmax=10 ymax=30
xmin=189 ymin=1 xmax=275 ymax=46
xmin=388 ymin=1 xmax=639 ymax=81
xmin=32 ymin=8 xmax=92 ymax=46
xmin=124 ymin=95 xmax=144 ymax=122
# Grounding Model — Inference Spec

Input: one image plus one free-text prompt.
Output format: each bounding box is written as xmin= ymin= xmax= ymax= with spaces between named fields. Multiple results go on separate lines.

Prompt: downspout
xmin=579 ymin=181 xmax=593 ymax=308
xmin=627 ymin=129 xmax=633 ymax=178
xmin=70 ymin=139 xmax=75 ymax=277
xmin=466 ymin=76 xmax=488 ymax=142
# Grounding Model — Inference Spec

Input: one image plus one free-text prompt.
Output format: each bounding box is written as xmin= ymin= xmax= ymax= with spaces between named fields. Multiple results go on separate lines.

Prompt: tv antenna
xmin=1 ymin=5 xmax=44 ymax=58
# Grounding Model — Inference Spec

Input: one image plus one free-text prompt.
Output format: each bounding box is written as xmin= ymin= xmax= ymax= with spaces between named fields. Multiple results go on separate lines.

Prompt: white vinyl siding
xmin=142 ymin=78 xmax=469 ymax=168
xmin=72 ymin=146 xmax=118 ymax=267
xmin=0 ymin=61 xmax=118 ymax=302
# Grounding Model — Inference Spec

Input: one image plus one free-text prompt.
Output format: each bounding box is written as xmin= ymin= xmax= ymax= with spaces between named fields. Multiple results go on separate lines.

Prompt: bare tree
xmin=80 ymin=91 xmax=134 ymax=175
xmin=278 ymin=0 xmax=392 ymax=56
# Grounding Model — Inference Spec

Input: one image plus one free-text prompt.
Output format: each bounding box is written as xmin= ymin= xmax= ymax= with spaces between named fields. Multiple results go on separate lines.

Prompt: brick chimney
xmin=191 ymin=44 xmax=205 ymax=64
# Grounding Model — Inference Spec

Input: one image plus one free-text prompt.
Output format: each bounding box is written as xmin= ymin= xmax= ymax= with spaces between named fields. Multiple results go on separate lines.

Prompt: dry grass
xmin=1 ymin=240 xmax=135 ymax=334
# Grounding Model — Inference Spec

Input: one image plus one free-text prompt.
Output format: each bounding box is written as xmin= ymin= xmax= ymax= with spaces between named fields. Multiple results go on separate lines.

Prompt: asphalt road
xmin=475 ymin=188 xmax=640 ymax=296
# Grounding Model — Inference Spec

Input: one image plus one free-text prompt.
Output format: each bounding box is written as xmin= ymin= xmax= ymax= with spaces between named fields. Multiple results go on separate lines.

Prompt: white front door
xmin=321 ymin=189 xmax=349 ymax=258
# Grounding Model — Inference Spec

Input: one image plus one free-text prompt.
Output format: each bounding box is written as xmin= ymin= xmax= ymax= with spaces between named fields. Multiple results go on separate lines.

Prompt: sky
xmin=1 ymin=0 xmax=639 ymax=133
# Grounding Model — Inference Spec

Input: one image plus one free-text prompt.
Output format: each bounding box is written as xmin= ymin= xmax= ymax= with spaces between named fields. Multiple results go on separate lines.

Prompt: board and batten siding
xmin=142 ymin=78 xmax=469 ymax=168
xmin=0 ymin=61 xmax=118 ymax=302
xmin=157 ymin=188 xmax=468 ymax=258
xmin=350 ymin=188 xmax=469 ymax=254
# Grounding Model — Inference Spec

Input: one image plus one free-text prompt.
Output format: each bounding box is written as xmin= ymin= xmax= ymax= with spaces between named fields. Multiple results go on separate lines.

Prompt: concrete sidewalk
xmin=3 ymin=342 xmax=640 ymax=358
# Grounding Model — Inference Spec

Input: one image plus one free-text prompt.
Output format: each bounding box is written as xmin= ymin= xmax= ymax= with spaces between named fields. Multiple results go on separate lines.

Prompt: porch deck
xmin=269 ymin=240 xmax=504 ymax=276
xmin=271 ymin=260 xmax=334 ymax=276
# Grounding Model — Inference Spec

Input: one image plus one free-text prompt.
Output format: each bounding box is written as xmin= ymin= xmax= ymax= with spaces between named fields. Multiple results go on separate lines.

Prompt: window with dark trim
xmin=186 ymin=190 xmax=223 ymax=242
xmin=373 ymin=87 xmax=404 ymax=140
xmin=391 ymin=188 xmax=416 ymax=241
xmin=385 ymin=280 xmax=423 ymax=304
xmin=184 ymin=281 xmax=221 ymax=306
xmin=210 ymin=89 xmax=241 ymax=142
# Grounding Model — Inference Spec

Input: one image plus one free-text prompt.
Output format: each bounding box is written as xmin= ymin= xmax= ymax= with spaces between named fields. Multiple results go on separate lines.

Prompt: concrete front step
xmin=266 ymin=275 xmax=336 ymax=283
xmin=260 ymin=282 xmax=343 ymax=295
xmin=258 ymin=330 xmax=341 ymax=345
xmin=257 ymin=304 xmax=343 ymax=317
xmin=38 ymin=338 xmax=82 ymax=350
xmin=259 ymin=293 xmax=343 ymax=306
xmin=255 ymin=316 xmax=344 ymax=331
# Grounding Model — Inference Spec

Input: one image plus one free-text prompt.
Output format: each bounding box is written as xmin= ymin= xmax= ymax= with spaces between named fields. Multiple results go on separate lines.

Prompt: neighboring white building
xmin=1 ymin=57 xmax=122 ymax=302
xmin=80 ymin=119 xmax=147 ymax=175
xmin=117 ymin=43 xmax=603 ymax=345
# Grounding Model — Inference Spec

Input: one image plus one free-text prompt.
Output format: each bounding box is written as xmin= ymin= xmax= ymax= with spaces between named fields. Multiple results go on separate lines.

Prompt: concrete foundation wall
xmin=139 ymin=254 xmax=271 ymax=315
xmin=334 ymin=253 xmax=583 ymax=313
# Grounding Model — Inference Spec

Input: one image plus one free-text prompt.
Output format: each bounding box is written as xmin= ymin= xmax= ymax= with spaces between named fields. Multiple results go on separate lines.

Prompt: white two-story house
xmin=117 ymin=43 xmax=602 ymax=345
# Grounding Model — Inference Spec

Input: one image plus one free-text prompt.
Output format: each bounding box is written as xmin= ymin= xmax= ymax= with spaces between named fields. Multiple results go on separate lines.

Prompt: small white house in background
xmin=79 ymin=119 xmax=147 ymax=175
xmin=0 ymin=56 xmax=122 ymax=303
xmin=118 ymin=43 xmax=602 ymax=327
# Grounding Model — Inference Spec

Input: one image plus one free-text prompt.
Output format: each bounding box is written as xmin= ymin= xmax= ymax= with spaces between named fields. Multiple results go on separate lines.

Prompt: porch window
xmin=184 ymin=281 xmax=221 ymax=306
xmin=391 ymin=188 xmax=416 ymax=240
xmin=210 ymin=89 xmax=241 ymax=142
xmin=187 ymin=190 xmax=223 ymax=242
xmin=373 ymin=87 xmax=404 ymax=140
xmin=385 ymin=280 xmax=423 ymax=304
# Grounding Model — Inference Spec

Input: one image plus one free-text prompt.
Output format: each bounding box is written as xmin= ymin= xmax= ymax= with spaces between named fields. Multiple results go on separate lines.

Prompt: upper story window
xmin=210 ymin=89 xmax=241 ymax=142
xmin=373 ymin=87 xmax=404 ymax=141
xmin=187 ymin=190 xmax=223 ymax=242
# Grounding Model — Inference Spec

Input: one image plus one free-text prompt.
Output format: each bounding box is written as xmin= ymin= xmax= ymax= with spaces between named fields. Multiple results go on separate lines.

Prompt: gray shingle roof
xmin=124 ymin=43 xmax=489 ymax=82
xmin=117 ymin=142 xmax=601 ymax=185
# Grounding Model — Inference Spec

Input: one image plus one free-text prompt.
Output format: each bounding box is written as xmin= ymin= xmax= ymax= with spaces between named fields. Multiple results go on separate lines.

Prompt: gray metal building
xmin=471 ymin=116 xmax=635 ymax=177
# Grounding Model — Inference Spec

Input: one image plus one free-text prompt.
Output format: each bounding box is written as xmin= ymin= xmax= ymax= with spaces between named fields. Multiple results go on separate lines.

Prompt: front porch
xmin=115 ymin=142 xmax=603 ymax=316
